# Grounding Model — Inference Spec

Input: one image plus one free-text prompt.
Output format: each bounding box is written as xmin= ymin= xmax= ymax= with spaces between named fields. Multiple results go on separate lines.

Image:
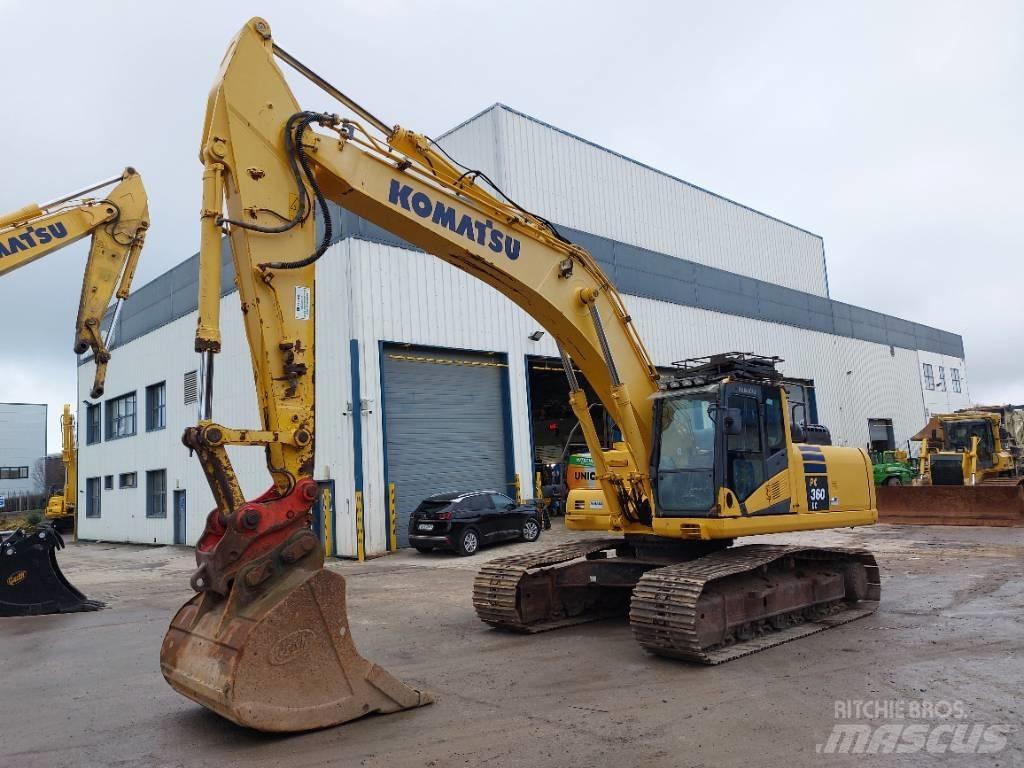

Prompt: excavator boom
xmin=162 ymin=18 xmax=880 ymax=731
xmin=0 ymin=168 xmax=149 ymax=398
xmin=0 ymin=171 xmax=145 ymax=617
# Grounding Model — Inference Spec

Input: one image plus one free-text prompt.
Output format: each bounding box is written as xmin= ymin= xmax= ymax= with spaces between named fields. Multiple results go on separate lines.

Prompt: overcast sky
xmin=1 ymin=1 xmax=1020 ymax=450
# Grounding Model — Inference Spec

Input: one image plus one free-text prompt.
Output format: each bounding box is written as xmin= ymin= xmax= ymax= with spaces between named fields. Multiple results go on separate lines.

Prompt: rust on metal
xmin=161 ymin=529 xmax=431 ymax=732
xmin=474 ymin=541 xmax=880 ymax=665
xmin=877 ymin=485 xmax=1024 ymax=526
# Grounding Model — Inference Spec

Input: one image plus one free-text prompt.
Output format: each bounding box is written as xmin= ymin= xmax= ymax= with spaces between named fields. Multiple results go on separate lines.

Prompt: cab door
xmin=723 ymin=384 xmax=789 ymax=514
xmin=724 ymin=392 xmax=766 ymax=504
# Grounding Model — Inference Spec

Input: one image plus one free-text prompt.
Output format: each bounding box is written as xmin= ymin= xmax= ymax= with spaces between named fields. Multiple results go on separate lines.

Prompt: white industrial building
xmin=0 ymin=402 xmax=47 ymax=498
xmin=76 ymin=104 xmax=970 ymax=555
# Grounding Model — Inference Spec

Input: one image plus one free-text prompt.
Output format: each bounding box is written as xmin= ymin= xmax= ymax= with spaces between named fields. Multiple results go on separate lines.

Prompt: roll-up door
xmin=382 ymin=346 xmax=510 ymax=546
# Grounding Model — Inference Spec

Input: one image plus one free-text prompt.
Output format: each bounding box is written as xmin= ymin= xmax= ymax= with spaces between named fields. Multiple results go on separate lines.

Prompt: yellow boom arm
xmin=45 ymin=404 xmax=77 ymax=522
xmin=193 ymin=18 xmax=660 ymax=528
xmin=0 ymin=169 xmax=149 ymax=398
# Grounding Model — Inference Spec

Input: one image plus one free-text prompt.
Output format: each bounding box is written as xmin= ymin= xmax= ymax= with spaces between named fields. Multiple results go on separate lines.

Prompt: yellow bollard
xmin=388 ymin=483 xmax=398 ymax=551
xmin=322 ymin=485 xmax=334 ymax=558
xmin=355 ymin=490 xmax=365 ymax=562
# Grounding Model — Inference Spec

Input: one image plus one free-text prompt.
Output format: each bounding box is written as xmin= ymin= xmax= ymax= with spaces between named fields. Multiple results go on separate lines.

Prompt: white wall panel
xmin=77 ymin=294 xmax=265 ymax=545
xmin=917 ymin=350 xmax=971 ymax=416
xmin=81 ymin=240 xmax=936 ymax=555
xmin=440 ymin=106 xmax=829 ymax=296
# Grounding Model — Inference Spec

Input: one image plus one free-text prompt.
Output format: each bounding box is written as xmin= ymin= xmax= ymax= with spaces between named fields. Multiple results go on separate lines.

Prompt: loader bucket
xmin=160 ymin=534 xmax=432 ymax=733
xmin=877 ymin=485 xmax=1024 ymax=526
xmin=0 ymin=526 xmax=105 ymax=617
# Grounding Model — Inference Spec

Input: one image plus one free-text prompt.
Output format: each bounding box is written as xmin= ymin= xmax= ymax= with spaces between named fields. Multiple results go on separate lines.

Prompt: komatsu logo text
xmin=388 ymin=181 xmax=521 ymax=260
xmin=0 ymin=222 xmax=68 ymax=258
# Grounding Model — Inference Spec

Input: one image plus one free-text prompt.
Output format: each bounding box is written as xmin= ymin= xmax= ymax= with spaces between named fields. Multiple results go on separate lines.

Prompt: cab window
xmin=726 ymin=395 xmax=765 ymax=502
xmin=764 ymin=394 xmax=785 ymax=453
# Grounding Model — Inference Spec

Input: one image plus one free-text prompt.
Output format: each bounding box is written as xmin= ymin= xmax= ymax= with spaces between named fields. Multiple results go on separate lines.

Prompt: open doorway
xmin=526 ymin=356 xmax=615 ymax=515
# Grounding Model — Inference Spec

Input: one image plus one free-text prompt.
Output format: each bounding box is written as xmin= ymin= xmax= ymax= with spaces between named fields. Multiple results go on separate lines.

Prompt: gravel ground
xmin=1 ymin=521 xmax=1021 ymax=768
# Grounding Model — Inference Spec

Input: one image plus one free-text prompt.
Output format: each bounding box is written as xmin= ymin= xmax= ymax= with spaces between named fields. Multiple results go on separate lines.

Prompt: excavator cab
xmin=653 ymin=379 xmax=788 ymax=517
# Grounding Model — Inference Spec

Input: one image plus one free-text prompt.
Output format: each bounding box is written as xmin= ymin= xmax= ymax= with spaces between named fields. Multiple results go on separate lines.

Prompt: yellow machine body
xmin=161 ymin=17 xmax=881 ymax=732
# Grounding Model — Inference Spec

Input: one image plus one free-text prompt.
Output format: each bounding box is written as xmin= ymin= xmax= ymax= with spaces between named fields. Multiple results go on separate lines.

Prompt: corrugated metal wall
xmin=79 ymin=238 xmax=946 ymax=554
xmin=917 ymin=350 xmax=972 ymax=416
xmin=0 ymin=403 xmax=46 ymax=494
xmin=77 ymin=295 xmax=266 ymax=545
xmin=440 ymin=105 xmax=829 ymax=297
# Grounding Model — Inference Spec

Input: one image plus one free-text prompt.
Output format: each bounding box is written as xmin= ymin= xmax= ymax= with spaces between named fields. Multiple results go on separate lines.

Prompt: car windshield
xmin=658 ymin=394 xmax=717 ymax=471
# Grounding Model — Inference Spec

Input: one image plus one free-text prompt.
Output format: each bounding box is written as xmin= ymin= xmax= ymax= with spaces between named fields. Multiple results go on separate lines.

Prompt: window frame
xmin=105 ymin=391 xmax=138 ymax=440
xmin=0 ymin=466 xmax=30 ymax=480
xmin=937 ymin=366 xmax=946 ymax=392
xmin=86 ymin=477 xmax=102 ymax=518
xmin=119 ymin=471 xmax=138 ymax=489
xmin=951 ymin=368 xmax=962 ymax=394
xmin=146 ymin=381 xmax=167 ymax=432
xmin=85 ymin=403 xmax=102 ymax=445
xmin=922 ymin=363 xmax=935 ymax=391
xmin=146 ymin=469 xmax=167 ymax=518
xmin=104 ymin=475 xmax=114 ymax=490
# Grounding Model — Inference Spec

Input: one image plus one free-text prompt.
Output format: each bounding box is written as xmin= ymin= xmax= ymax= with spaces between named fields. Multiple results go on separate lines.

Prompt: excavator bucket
xmin=160 ymin=532 xmax=432 ymax=733
xmin=877 ymin=485 xmax=1024 ymax=526
xmin=0 ymin=526 xmax=105 ymax=617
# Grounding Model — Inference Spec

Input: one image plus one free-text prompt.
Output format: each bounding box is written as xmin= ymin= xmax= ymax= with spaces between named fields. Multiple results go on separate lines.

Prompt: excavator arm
xmin=0 ymin=169 xmax=149 ymax=398
xmin=44 ymin=404 xmax=77 ymax=526
xmin=162 ymin=17 xmax=884 ymax=732
xmin=162 ymin=16 xmax=662 ymax=733
xmin=188 ymin=18 xmax=660 ymax=551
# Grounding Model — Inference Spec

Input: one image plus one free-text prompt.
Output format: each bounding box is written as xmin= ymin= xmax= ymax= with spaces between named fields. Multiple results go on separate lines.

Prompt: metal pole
xmin=40 ymin=174 xmax=124 ymax=210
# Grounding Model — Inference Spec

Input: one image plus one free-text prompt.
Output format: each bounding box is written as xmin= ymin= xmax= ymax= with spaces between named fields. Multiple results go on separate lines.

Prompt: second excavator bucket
xmin=0 ymin=526 xmax=105 ymax=617
xmin=160 ymin=529 xmax=432 ymax=732
xmin=877 ymin=484 xmax=1024 ymax=526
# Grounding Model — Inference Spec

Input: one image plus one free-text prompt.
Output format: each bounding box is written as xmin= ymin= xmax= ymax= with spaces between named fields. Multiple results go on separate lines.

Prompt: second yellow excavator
xmin=160 ymin=18 xmax=880 ymax=732
xmin=0 ymin=169 xmax=149 ymax=617
xmin=43 ymin=404 xmax=77 ymax=532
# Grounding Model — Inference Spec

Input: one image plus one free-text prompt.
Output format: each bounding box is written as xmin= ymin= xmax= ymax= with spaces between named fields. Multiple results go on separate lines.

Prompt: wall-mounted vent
xmin=184 ymin=370 xmax=198 ymax=405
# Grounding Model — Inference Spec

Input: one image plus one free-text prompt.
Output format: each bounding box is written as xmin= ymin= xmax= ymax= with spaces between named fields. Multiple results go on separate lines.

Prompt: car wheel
xmin=413 ymin=545 xmax=433 ymax=553
xmin=885 ymin=476 xmax=903 ymax=486
xmin=456 ymin=528 xmax=480 ymax=556
xmin=521 ymin=517 xmax=541 ymax=542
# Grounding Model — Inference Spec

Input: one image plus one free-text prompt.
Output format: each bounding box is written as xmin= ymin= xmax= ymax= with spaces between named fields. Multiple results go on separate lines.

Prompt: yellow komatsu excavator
xmin=0 ymin=170 xmax=149 ymax=617
xmin=43 ymin=404 xmax=77 ymax=533
xmin=0 ymin=168 xmax=149 ymax=398
xmin=160 ymin=18 xmax=880 ymax=732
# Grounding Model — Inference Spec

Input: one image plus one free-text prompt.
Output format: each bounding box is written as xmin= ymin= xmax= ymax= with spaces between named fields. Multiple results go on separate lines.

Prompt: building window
xmin=105 ymin=392 xmax=137 ymax=440
xmin=922 ymin=363 xmax=935 ymax=390
xmin=146 ymin=470 xmax=167 ymax=518
xmin=146 ymin=382 xmax=166 ymax=432
xmin=184 ymin=370 xmax=198 ymax=405
xmin=86 ymin=477 xmax=101 ymax=518
xmin=86 ymin=403 xmax=101 ymax=445
xmin=104 ymin=475 xmax=114 ymax=490
xmin=0 ymin=467 xmax=29 ymax=479
xmin=119 ymin=472 xmax=137 ymax=489
xmin=937 ymin=366 xmax=946 ymax=391
xmin=951 ymin=368 xmax=962 ymax=393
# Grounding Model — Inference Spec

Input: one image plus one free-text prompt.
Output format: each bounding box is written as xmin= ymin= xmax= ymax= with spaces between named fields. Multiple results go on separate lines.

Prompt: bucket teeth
xmin=161 ymin=550 xmax=431 ymax=732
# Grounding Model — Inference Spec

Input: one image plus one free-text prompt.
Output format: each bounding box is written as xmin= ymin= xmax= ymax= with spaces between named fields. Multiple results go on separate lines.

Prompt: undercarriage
xmin=473 ymin=537 xmax=880 ymax=663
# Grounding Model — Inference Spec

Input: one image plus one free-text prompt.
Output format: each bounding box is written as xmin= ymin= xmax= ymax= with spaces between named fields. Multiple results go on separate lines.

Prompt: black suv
xmin=408 ymin=491 xmax=542 ymax=555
